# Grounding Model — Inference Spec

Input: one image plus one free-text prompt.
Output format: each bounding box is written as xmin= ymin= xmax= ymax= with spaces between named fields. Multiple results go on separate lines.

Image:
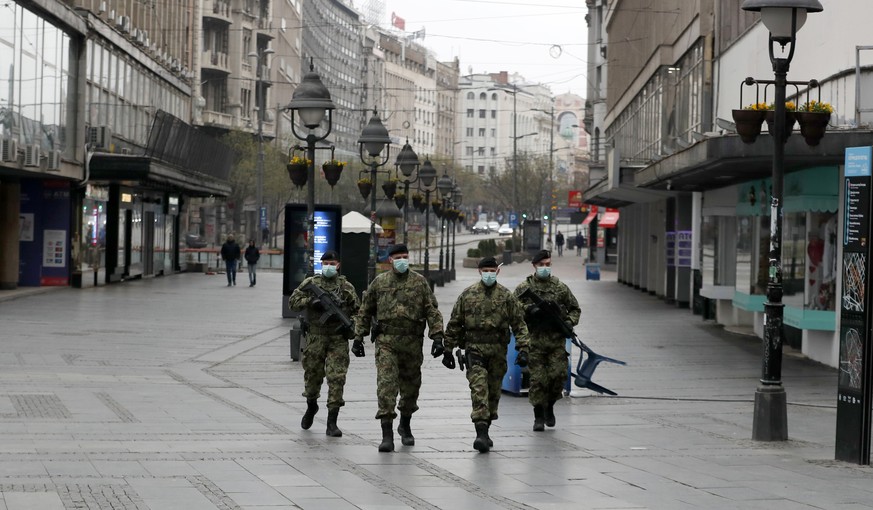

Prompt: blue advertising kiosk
xmin=282 ymin=203 xmax=342 ymax=318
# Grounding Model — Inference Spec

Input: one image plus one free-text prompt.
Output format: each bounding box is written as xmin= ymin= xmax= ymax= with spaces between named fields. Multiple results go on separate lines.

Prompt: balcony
xmin=201 ymin=50 xmax=229 ymax=74
xmin=201 ymin=110 xmax=234 ymax=129
xmin=204 ymin=0 xmax=231 ymax=22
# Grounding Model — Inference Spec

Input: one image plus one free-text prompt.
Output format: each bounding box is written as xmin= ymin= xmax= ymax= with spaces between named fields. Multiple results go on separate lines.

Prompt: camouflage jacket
xmin=445 ymin=281 xmax=529 ymax=351
xmin=354 ymin=270 xmax=444 ymax=339
xmin=514 ymin=274 xmax=581 ymax=341
xmin=288 ymin=274 xmax=359 ymax=334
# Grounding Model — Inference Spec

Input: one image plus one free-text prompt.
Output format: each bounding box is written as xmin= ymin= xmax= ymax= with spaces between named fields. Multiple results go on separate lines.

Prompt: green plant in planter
xmin=467 ymin=248 xmax=481 ymax=258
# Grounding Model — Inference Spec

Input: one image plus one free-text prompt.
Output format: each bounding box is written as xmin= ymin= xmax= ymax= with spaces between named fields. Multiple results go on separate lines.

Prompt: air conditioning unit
xmin=88 ymin=126 xmax=112 ymax=150
xmin=98 ymin=1 xmax=107 ymax=15
xmin=24 ymin=144 xmax=40 ymax=167
xmin=134 ymin=30 xmax=145 ymax=46
xmin=0 ymin=138 xmax=18 ymax=163
xmin=120 ymin=16 xmax=131 ymax=33
xmin=47 ymin=150 xmax=61 ymax=171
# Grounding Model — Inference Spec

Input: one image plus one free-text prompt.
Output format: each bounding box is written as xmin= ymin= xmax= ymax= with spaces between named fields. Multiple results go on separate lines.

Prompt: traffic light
xmin=522 ymin=212 xmax=528 ymax=219
xmin=543 ymin=214 xmax=549 ymax=220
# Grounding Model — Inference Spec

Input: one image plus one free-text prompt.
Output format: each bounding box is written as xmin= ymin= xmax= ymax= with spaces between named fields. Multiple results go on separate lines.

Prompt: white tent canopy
xmin=342 ymin=211 xmax=383 ymax=234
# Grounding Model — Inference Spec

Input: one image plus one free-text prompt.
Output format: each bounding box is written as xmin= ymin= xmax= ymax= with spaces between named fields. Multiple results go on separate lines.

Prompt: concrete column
xmin=0 ymin=181 xmax=21 ymax=289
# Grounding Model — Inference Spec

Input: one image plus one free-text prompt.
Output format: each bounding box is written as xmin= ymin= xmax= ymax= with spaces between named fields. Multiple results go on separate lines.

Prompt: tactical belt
xmin=464 ymin=330 xmax=507 ymax=344
xmin=380 ymin=325 xmax=423 ymax=335
xmin=308 ymin=326 xmax=346 ymax=336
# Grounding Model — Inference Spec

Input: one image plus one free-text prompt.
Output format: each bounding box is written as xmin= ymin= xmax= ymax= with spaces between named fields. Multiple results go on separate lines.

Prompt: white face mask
xmin=481 ymin=271 xmax=497 ymax=286
xmin=393 ymin=258 xmax=409 ymax=273
xmin=536 ymin=266 xmax=551 ymax=279
xmin=322 ymin=264 xmax=338 ymax=278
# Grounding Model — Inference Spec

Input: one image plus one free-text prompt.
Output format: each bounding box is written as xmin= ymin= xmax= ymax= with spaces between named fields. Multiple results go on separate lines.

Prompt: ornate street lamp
xmin=358 ymin=109 xmax=392 ymax=283
xmin=394 ymin=140 xmax=421 ymax=245
xmin=284 ymin=59 xmax=335 ymax=277
xmin=436 ymin=170 xmax=454 ymax=282
xmin=741 ymin=0 xmax=823 ymax=442
xmin=450 ymin=181 xmax=463 ymax=278
xmin=418 ymin=158 xmax=437 ymax=281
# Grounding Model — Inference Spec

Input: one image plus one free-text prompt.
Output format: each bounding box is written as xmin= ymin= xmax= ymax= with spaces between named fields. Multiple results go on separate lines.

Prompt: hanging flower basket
xmin=412 ymin=194 xmax=425 ymax=212
xmin=795 ymin=112 xmax=830 ymax=146
xmin=286 ymin=163 xmax=309 ymax=188
xmin=432 ymin=201 xmax=442 ymax=217
xmin=357 ymin=179 xmax=372 ymax=200
xmin=382 ymin=180 xmax=398 ymax=199
xmin=322 ymin=161 xmax=345 ymax=187
xmin=394 ymin=192 xmax=407 ymax=210
xmin=416 ymin=201 xmax=427 ymax=214
xmin=731 ymin=109 xmax=766 ymax=144
xmin=765 ymin=110 xmax=797 ymax=143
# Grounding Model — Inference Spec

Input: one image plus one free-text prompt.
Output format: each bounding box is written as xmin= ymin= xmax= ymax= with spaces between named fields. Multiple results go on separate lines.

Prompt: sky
xmin=375 ymin=0 xmax=589 ymax=97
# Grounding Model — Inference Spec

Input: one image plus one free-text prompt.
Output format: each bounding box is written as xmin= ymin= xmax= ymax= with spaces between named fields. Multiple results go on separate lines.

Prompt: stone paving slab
xmin=0 ymin=245 xmax=871 ymax=509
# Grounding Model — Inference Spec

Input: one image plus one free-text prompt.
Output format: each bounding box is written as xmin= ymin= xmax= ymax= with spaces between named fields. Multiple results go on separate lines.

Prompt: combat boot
xmin=397 ymin=414 xmax=415 ymax=446
xmin=378 ymin=420 xmax=394 ymax=452
xmin=485 ymin=419 xmax=493 ymax=448
xmin=325 ymin=408 xmax=342 ymax=437
xmin=545 ymin=400 xmax=557 ymax=428
xmin=301 ymin=399 xmax=319 ymax=430
xmin=473 ymin=421 xmax=490 ymax=453
xmin=532 ymin=405 xmax=545 ymax=432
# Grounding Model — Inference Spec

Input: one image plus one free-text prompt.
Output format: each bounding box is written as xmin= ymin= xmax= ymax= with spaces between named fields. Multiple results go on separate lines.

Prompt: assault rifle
xmin=456 ymin=349 xmax=467 ymax=371
xmin=519 ymin=288 xmax=626 ymax=396
xmin=301 ymin=280 xmax=355 ymax=336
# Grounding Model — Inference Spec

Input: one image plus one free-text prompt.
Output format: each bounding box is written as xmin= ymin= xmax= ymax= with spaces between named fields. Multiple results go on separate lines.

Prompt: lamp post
xmin=741 ymin=0 xmax=822 ymax=442
xmin=418 ymin=157 xmax=437 ymax=281
xmin=436 ymin=170 xmax=454 ymax=281
xmin=248 ymin=47 xmax=275 ymax=242
xmin=394 ymin=140 xmax=421 ymax=245
xmin=357 ymin=109 xmax=393 ymax=283
xmin=532 ymin=107 xmax=556 ymax=239
xmin=451 ymin=182 xmax=463 ymax=277
xmin=285 ymin=60 xmax=335 ymax=277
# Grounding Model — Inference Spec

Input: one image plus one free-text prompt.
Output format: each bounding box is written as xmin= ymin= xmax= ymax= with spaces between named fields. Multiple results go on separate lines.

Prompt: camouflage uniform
xmin=514 ymin=274 xmax=581 ymax=407
xmin=355 ymin=269 xmax=443 ymax=421
xmin=289 ymin=274 xmax=359 ymax=410
xmin=445 ymin=280 xmax=529 ymax=423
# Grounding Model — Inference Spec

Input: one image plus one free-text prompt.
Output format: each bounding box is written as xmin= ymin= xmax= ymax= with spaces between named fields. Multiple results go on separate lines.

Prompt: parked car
xmin=497 ymin=224 xmax=513 ymax=236
xmin=487 ymin=221 xmax=500 ymax=233
xmin=472 ymin=221 xmax=490 ymax=234
xmin=185 ymin=233 xmax=208 ymax=248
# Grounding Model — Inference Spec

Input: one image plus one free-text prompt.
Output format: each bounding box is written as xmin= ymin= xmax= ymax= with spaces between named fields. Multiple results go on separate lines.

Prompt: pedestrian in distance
xmin=244 ymin=240 xmax=260 ymax=287
xmin=354 ymin=244 xmax=445 ymax=452
xmin=546 ymin=236 xmax=553 ymax=252
xmin=220 ymin=234 xmax=241 ymax=286
xmin=576 ymin=231 xmax=584 ymax=256
xmin=514 ymin=249 xmax=581 ymax=432
xmin=555 ymin=231 xmax=565 ymax=257
xmin=288 ymin=250 xmax=359 ymax=437
xmin=443 ymin=256 xmax=530 ymax=453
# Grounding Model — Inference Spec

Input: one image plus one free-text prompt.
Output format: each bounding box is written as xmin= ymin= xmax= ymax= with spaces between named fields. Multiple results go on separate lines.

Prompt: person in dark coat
xmin=244 ymin=240 xmax=260 ymax=287
xmin=220 ymin=234 xmax=241 ymax=286
xmin=555 ymin=231 xmax=565 ymax=256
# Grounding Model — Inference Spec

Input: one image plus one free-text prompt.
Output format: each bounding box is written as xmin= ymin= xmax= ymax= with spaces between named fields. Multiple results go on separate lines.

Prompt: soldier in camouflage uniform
xmin=514 ymin=249 xmax=581 ymax=431
xmin=443 ymin=256 xmax=530 ymax=453
xmin=354 ymin=244 xmax=445 ymax=452
xmin=288 ymin=250 xmax=359 ymax=437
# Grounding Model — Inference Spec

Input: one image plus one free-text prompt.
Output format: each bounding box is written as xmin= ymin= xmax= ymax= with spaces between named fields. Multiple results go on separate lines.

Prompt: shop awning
xmin=600 ymin=210 xmax=620 ymax=228
xmin=581 ymin=210 xmax=598 ymax=225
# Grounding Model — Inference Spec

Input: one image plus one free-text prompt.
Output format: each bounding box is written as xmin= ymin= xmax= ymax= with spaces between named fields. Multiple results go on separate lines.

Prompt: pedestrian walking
xmin=546 ymin=236 xmax=553 ymax=252
xmin=555 ymin=231 xmax=565 ymax=256
xmin=576 ymin=231 xmax=584 ymax=256
xmin=514 ymin=250 xmax=581 ymax=431
xmin=219 ymin=234 xmax=241 ymax=286
xmin=443 ymin=256 xmax=530 ymax=453
xmin=354 ymin=244 xmax=445 ymax=452
xmin=244 ymin=240 xmax=260 ymax=287
xmin=288 ymin=250 xmax=359 ymax=437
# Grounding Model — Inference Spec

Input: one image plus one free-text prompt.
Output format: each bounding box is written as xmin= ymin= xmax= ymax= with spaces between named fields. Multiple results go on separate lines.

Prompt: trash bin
xmin=289 ymin=319 xmax=307 ymax=361
xmin=502 ymin=249 xmax=512 ymax=266
xmin=585 ymin=263 xmax=601 ymax=281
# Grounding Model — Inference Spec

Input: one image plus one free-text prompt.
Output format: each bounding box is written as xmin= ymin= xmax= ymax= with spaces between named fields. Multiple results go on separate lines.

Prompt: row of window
xmin=467 ymin=109 xmax=498 ymax=119
xmin=466 ymin=92 xmax=500 ymax=101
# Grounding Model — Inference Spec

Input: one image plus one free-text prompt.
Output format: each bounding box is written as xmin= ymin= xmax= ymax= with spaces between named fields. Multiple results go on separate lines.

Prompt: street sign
xmin=568 ymin=190 xmax=583 ymax=208
xmin=509 ymin=212 xmax=518 ymax=228
xmin=259 ymin=206 xmax=268 ymax=229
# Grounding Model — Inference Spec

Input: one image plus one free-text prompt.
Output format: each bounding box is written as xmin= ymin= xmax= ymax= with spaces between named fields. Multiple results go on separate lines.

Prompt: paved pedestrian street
xmin=1 ymin=251 xmax=871 ymax=509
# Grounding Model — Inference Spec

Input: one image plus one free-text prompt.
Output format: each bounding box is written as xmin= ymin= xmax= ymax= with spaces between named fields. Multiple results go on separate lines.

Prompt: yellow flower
xmin=800 ymin=100 xmax=834 ymax=114
xmin=323 ymin=160 xmax=346 ymax=168
xmin=743 ymin=102 xmax=769 ymax=111
xmin=290 ymin=155 xmax=312 ymax=165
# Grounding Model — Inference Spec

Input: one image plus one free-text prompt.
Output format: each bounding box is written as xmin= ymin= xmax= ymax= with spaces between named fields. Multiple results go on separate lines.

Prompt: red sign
xmin=568 ymin=190 xmax=583 ymax=208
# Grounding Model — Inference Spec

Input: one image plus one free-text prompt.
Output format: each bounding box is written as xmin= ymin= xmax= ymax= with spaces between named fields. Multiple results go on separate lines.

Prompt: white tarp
xmin=342 ymin=211 xmax=383 ymax=234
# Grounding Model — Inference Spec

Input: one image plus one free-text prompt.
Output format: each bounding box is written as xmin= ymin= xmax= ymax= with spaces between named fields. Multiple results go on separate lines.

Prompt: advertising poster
xmin=43 ymin=230 xmax=66 ymax=267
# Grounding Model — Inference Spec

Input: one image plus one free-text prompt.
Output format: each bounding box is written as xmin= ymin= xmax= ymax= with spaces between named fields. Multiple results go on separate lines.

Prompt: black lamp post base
xmin=752 ymin=385 xmax=788 ymax=441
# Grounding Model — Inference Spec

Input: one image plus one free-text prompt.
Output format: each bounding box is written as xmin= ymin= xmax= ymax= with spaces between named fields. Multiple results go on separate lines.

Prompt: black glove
xmin=309 ymin=297 xmax=324 ymax=311
xmin=351 ymin=338 xmax=365 ymax=357
xmin=524 ymin=303 xmax=540 ymax=318
xmin=515 ymin=349 xmax=529 ymax=367
xmin=431 ymin=337 xmax=445 ymax=358
xmin=442 ymin=351 xmax=456 ymax=369
xmin=563 ymin=320 xmax=575 ymax=332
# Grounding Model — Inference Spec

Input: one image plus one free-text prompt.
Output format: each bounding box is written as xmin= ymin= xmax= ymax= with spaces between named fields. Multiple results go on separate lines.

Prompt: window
xmin=467 ymin=109 xmax=474 ymax=118
xmin=478 ymin=165 xmax=485 ymax=175
xmin=466 ymin=127 xmax=473 ymax=136
xmin=490 ymin=147 xmax=496 ymax=156
xmin=492 ymin=93 xmax=498 ymax=100
xmin=478 ymin=128 xmax=485 ymax=137
xmin=491 ymin=128 xmax=496 ymax=137
xmin=466 ymin=147 xmax=474 ymax=156
xmin=467 ymin=92 xmax=474 ymax=100
xmin=491 ymin=110 xmax=497 ymax=119
xmin=478 ymin=147 xmax=485 ymax=156
xmin=479 ymin=109 xmax=486 ymax=118
xmin=479 ymin=92 xmax=486 ymax=100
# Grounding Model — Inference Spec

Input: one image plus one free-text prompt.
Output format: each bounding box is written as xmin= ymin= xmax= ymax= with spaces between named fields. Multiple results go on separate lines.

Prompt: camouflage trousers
xmin=464 ymin=344 xmax=508 ymax=423
xmin=374 ymin=334 xmax=424 ymax=421
xmin=528 ymin=341 xmax=569 ymax=406
xmin=301 ymin=334 xmax=350 ymax=409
